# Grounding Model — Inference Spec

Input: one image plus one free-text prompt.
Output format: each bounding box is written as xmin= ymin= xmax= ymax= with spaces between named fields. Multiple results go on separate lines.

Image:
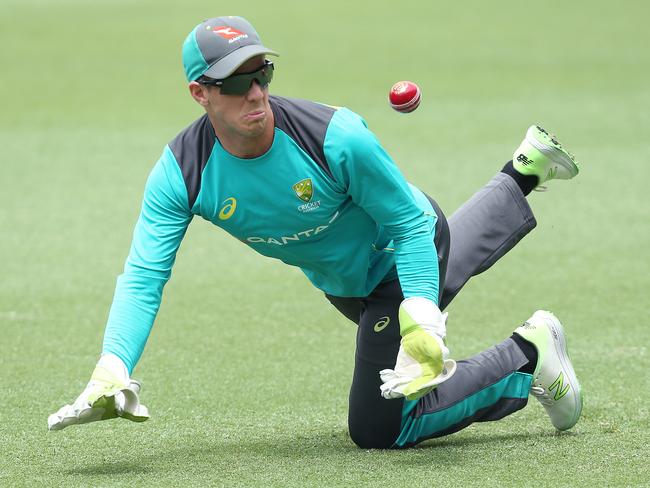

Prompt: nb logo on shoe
xmin=373 ymin=316 xmax=390 ymax=333
xmin=549 ymin=371 xmax=571 ymax=400
xmin=516 ymin=154 xmax=534 ymax=166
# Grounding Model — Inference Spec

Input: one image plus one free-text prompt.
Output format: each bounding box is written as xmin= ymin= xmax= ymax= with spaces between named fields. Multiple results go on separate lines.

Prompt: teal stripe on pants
xmin=395 ymin=371 xmax=533 ymax=446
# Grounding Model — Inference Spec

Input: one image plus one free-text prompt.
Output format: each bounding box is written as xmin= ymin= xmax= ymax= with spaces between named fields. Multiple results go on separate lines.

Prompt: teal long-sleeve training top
xmin=103 ymin=96 xmax=440 ymax=373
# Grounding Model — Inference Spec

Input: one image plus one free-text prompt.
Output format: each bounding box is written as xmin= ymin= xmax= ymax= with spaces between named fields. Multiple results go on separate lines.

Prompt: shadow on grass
xmin=62 ymin=428 xmax=560 ymax=477
xmin=65 ymin=461 xmax=152 ymax=476
xmin=421 ymin=429 xmax=576 ymax=449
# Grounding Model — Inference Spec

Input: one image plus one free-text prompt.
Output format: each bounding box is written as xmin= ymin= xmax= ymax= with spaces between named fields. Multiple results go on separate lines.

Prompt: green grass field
xmin=2 ymin=0 xmax=649 ymax=486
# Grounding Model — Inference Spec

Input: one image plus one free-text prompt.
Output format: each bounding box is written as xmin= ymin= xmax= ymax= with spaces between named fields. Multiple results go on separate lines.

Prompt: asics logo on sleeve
xmin=373 ymin=316 xmax=390 ymax=333
xmin=218 ymin=197 xmax=237 ymax=220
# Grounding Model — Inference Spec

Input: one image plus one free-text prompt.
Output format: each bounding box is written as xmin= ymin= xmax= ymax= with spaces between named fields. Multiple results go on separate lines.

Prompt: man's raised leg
xmin=440 ymin=125 xmax=580 ymax=309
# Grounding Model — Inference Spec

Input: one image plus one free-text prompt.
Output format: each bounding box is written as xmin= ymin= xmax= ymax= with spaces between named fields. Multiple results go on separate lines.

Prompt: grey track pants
xmin=327 ymin=172 xmax=538 ymax=448
xmin=441 ymin=171 xmax=538 ymax=309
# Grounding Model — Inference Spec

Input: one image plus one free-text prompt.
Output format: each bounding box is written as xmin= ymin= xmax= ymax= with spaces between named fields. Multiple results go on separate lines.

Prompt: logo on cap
xmin=212 ymin=26 xmax=249 ymax=43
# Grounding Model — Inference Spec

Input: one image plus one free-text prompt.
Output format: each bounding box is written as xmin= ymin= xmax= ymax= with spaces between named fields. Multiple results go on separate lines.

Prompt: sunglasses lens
xmin=220 ymin=76 xmax=252 ymax=95
xmin=219 ymin=63 xmax=274 ymax=95
xmin=262 ymin=66 xmax=274 ymax=86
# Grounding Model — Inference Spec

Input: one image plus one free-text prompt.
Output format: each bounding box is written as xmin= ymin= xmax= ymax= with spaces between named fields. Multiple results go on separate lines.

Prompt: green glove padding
xmin=380 ymin=297 xmax=457 ymax=400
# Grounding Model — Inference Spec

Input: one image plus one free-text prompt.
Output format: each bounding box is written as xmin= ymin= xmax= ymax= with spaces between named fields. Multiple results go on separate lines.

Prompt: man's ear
xmin=189 ymin=81 xmax=210 ymax=107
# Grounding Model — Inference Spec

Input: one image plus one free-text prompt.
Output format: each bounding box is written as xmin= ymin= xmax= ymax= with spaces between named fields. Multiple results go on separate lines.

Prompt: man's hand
xmin=380 ymin=297 xmax=457 ymax=401
xmin=48 ymin=354 xmax=149 ymax=431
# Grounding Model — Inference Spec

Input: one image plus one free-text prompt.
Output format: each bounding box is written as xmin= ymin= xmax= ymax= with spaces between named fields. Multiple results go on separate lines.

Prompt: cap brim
xmin=203 ymin=45 xmax=278 ymax=79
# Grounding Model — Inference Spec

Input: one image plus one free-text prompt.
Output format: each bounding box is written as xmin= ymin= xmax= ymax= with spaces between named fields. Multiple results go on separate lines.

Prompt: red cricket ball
xmin=389 ymin=81 xmax=421 ymax=113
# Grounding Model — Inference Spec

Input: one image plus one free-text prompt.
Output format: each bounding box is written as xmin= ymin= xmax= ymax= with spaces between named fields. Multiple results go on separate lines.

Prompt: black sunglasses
xmin=199 ymin=60 xmax=274 ymax=95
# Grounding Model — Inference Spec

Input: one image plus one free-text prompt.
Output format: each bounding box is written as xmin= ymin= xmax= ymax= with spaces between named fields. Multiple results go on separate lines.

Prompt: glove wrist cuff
xmin=399 ymin=297 xmax=445 ymax=337
xmin=92 ymin=353 xmax=129 ymax=385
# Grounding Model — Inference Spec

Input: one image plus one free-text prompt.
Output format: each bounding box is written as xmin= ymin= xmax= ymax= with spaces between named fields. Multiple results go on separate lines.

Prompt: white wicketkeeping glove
xmin=48 ymin=354 xmax=149 ymax=431
xmin=380 ymin=297 xmax=457 ymax=401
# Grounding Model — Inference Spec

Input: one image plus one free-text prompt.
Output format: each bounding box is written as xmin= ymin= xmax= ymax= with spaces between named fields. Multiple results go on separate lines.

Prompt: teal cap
xmin=182 ymin=16 xmax=278 ymax=82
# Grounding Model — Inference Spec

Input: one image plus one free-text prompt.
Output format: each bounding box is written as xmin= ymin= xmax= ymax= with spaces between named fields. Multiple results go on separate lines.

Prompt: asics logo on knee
xmin=373 ymin=316 xmax=390 ymax=332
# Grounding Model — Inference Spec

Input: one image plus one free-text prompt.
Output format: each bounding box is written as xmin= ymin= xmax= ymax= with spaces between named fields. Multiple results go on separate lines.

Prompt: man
xmin=48 ymin=16 xmax=582 ymax=449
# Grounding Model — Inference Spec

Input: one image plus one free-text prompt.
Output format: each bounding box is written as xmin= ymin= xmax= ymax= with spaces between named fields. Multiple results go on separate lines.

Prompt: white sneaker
xmin=514 ymin=310 xmax=582 ymax=431
xmin=512 ymin=125 xmax=579 ymax=188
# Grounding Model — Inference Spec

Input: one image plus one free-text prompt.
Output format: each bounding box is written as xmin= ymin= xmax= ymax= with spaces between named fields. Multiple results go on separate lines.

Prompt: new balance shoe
xmin=512 ymin=125 xmax=579 ymax=188
xmin=514 ymin=310 xmax=582 ymax=431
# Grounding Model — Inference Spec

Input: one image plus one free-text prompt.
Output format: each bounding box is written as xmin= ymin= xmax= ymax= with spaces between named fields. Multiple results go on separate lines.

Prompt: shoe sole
xmin=536 ymin=311 xmax=583 ymax=430
xmin=527 ymin=126 xmax=580 ymax=179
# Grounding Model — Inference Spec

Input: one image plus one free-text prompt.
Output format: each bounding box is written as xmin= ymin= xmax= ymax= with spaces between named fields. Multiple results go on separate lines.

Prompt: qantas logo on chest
xmin=246 ymin=211 xmax=339 ymax=246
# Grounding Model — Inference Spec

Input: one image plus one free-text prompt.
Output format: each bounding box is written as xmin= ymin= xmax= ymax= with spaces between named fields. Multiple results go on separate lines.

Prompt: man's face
xmin=196 ymin=55 xmax=272 ymax=143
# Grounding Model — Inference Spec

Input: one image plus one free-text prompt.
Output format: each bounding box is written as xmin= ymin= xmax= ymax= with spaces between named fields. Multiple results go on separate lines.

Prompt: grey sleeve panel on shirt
xmin=168 ymin=114 xmax=216 ymax=209
xmin=269 ymin=95 xmax=336 ymax=179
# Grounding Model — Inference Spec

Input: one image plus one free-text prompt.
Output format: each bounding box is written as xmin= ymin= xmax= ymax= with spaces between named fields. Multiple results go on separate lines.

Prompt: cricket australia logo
xmin=293 ymin=178 xmax=313 ymax=202
xmin=293 ymin=178 xmax=321 ymax=213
